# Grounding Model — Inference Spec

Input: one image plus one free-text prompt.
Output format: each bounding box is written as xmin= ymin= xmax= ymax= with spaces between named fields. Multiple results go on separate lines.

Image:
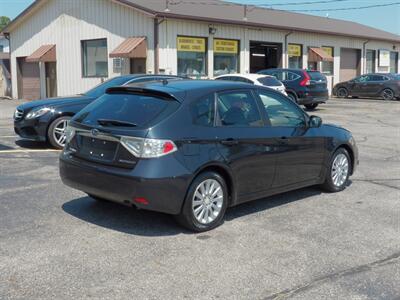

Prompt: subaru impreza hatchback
xmin=60 ymin=80 xmax=358 ymax=232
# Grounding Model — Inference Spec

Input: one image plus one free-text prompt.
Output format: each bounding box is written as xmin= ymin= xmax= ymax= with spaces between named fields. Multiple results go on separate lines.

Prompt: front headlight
xmin=26 ymin=107 xmax=53 ymax=119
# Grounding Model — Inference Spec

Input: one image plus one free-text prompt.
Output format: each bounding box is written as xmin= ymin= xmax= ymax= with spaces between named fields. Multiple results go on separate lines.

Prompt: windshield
xmin=73 ymin=92 xmax=180 ymax=128
xmin=257 ymin=76 xmax=282 ymax=87
xmin=392 ymin=74 xmax=400 ymax=80
xmin=84 ymin=77 xmax=133 ymax=98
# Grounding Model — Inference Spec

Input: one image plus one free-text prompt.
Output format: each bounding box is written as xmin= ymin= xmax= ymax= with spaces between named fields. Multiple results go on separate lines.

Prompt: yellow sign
xmin=214 ymin=39 xmax=238 ymax=54
xmin=177 ymin=37 xmax=206 ymax=52
xmin=288 ymin=44 xmax=302 ymax=57
xmin=322 ymin=46 xmax=333 ymax=57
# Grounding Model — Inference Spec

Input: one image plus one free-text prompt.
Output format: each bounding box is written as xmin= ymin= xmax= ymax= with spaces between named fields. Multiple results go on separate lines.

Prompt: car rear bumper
xmin=297 ymin=95 xmax=329 ymax=105
xmin=59 ymin=152 xmax=190 ymax=215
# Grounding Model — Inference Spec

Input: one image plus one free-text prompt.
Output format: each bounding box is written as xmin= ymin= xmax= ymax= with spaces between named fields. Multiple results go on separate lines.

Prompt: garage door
xmin=17 ymin=57 xmax=40 ymax=100
xmin=340 ymin=48 xmax=361 ymax=82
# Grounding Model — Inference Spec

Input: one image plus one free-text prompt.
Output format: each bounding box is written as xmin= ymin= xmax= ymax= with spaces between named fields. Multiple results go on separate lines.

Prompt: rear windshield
xmin=257 ymin=76 xmax=282 ymax=86
xmin=73 ymin=92 xmax=180 ymax=128
xmin=307 ymin=71 xmax=327 ymax=82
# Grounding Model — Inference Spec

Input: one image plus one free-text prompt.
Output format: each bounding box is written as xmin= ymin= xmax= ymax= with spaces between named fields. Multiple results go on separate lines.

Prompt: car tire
xmin=47 ymin=116 xmax=71 ymax=149
xmin=175 ymin=171 xmax=228 ymax=232
xmin=304 ymin=104 xmax=318 ymax=110
xmin=321 ymin=148 xmax=351 ymax=193
xmin=287 ymin=92 xmax=298 ymax=103
xmin=336 ymin=87 xmax=348 ymax=98
xmin=381 ymin=88 xmax=395 ymax=101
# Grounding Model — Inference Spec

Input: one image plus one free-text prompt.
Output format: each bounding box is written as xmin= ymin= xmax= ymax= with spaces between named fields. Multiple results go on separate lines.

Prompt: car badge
xmin=91 ymin=129 xmax=99 ymax=137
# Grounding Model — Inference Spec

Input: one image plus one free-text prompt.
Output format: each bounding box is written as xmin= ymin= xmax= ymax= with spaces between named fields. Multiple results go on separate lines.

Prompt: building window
xmin=177 ymin=36 xmax=207 ymax=77
xmin=213 ymin=39 xmax=239 ymax=76
xmin=81 ymin=39 xmax=108 ymax=77
xmin=366 ymin=49 xmax=376 ymax=73
xmin=390 ymin=51 xmax=398 ymax=73
xmin=321 ymin=46 xmax=334 ymax=75
xmin=288 ymin=44 xmax=303 ymax=69
xmin=0 ymin=45 xmax=3 ymax=52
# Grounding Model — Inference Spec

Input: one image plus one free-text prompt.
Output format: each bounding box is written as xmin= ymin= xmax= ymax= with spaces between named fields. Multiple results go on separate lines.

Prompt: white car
xmin=214 ymin=74 xmax=287 ymax=96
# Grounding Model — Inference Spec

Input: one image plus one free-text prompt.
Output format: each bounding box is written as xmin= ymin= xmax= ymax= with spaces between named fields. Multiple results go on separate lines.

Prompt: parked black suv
xmin=258 ymin=69 xmax=329 ymax=109
xmin=14 ymin=74 xmax=184 ymax=149
xmin=60 ymin=80 xmax=358 ymax=232
xmin=333 ymin=73 xmax=400 ymax=100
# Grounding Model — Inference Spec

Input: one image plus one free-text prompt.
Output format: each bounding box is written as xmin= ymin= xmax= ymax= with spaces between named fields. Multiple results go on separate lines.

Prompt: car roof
xmin=114 ymin=74 xmax=186 ymax=81
xmin=110 ymin=79 xmax=258 ymax=102
xmin=216 ymin=73 xmax=273 ymax=80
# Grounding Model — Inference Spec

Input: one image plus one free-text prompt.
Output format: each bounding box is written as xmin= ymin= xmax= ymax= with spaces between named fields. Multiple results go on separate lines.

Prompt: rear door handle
xmin=221 ymin=138 xmax=239 ymax=146
xmin=277 ymin=136 xmax=289 ymax=145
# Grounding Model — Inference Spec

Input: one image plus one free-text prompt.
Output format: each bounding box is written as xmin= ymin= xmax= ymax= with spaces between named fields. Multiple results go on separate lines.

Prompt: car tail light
xmin=120 ymin=137 xmax=177 ymax=158
xmin=134 ymin=197 xmax=149 ymax=205
xmin=300 ymin=71 xmax=311 ymax=86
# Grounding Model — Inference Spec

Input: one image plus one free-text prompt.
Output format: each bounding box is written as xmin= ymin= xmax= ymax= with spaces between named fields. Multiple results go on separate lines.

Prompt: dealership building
xmin=2 ymin=0 xmax=400 ymax=100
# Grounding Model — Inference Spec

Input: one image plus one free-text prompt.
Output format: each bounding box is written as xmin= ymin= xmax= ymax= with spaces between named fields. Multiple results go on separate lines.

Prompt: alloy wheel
xmin=331 ymin=153 xmax=349 ymax=187
xmin=53 ymin=119 xmax=69 ymax=147
xmin=192 ymin=179 xmax=224 ymax=224
xmin=337 ymin=88 xmax=348 ymax=98
xmin=382 ymin=89 xmax=394 ymax=101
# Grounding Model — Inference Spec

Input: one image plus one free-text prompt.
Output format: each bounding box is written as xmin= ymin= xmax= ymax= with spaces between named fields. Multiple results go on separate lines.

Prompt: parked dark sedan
xmin=14 ymin=74 xmax=184 ymax=149
xmin=333 ymin=73 xmax=400 ymax=100
xmin=258 ymin=68 xmax=329 ymax=110
xmin=60 ymin=80 xmax=358 ymax=232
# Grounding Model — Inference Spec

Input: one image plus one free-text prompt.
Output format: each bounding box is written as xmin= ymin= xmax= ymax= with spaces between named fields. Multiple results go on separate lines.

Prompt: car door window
xmin=370 ymin=75 xmax=385 ymax=81
xmin=356 ymin=75 xmax=369 ymax=83
xmin=257 ymin=90 xmax=307 ymax=127
xmin=217 ymin=90 xmax=263 ymax=127
xmin=190 ymin=94 xmax=215 ymax=127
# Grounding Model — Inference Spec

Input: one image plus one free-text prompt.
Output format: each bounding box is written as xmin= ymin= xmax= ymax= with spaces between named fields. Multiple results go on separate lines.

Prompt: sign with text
xmin=321 ymin=46 xmax=333 ymax=57
xmin=177 ymin=37 xmax=206 ymax=52
xmin=288 ymin=44 xmax=302 ymax=57
xmin=214 ymin=39 xmax=238 ymax=54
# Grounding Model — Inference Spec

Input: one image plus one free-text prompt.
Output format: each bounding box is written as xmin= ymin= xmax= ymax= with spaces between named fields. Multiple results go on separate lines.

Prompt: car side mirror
xmin=309 ymin=115 xmax=322 ymax=128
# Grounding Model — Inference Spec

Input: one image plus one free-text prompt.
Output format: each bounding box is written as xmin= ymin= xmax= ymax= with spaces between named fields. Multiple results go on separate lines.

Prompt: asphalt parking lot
xmin=0 ymin=98 xmax=399 ymax=299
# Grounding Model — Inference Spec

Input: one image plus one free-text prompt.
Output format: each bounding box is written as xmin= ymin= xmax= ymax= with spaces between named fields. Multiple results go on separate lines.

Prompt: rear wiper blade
xmin=97 ymin=119 xmax=138 ymax=127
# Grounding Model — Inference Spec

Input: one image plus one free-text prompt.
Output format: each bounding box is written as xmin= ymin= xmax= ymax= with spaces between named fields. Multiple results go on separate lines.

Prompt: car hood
xmin=322 ymin=123 xmax=350 ymax=133
xmin=17 ymin=95 xmax=95 ymax=110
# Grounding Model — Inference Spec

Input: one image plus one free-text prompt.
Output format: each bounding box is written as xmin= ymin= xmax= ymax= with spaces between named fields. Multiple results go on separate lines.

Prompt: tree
xmin=0 ymin=16 xmax=11 ymax=32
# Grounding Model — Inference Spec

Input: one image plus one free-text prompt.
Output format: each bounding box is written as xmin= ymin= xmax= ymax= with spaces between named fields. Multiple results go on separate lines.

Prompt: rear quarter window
xmin=73 ymin=92 xmax=180 ymax=128
xmin=257 ymin=76 xmax=282 ymax=86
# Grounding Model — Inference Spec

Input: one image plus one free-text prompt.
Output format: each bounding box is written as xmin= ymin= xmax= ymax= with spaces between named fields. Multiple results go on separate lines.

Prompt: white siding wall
xmin=10 ymin=0 xmax=154 ymax=98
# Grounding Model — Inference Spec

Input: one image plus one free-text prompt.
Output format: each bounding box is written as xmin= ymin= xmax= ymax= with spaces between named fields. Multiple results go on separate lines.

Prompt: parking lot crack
xmin=263 ymin=251 xmax=400 ymax=300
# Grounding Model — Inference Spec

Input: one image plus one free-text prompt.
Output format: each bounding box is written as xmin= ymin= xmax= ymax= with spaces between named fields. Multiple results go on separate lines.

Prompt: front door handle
xmin=221 ymin=138 xmax=239 ymax=146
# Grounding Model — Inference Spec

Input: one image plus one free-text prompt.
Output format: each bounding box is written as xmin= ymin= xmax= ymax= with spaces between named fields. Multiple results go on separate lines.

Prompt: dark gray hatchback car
xmin=60 ymin=80 xmax=358 ymax=232
xmin=333 ymin=73 xmax=400 ymax=100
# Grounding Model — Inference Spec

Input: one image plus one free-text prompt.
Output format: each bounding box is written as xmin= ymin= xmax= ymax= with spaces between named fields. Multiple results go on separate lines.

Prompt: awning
xmin=308 ymin=47 xmax=333 ymax=62
xmin=26 ymin=44 xmax=56 ymax=62
xmin=109 ymin=37 xmax=147 ymax=58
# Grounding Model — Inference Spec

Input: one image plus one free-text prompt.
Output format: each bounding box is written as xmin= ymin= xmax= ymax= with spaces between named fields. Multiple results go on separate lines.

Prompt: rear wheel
xmin=304 ymin=103 xmax=318 ymax=110
xmin=336 ymin=87 xmax=348 ymax=98
xmin=381 ymin=88 xmax=394 ymax=101
xmin=175 ymin=172 xmax=228 ymax=232
xmin=321 ymin=148 xmax=351 ymax=192
xmin=47 ymin=116 xmax=71 ymax=149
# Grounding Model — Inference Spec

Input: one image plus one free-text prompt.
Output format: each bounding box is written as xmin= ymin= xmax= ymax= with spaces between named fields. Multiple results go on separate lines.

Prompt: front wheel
xmin=47 ymin=116 xmax=71 ymax=149
xmin=304 ymin=103 xmax=318 ymax=110
xmin=175 ymin=172 xmax=228 ymax=232
xmin=321 ymin=148 xmax=351 ymax=192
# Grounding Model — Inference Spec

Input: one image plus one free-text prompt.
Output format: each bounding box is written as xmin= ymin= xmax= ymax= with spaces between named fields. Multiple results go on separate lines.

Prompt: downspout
xmin=362 ymin=40 xmax=370 ymax=74
xmin=284 ymin=31 xmax=293 ymax=68
xmin=4 ymin=32 xmax=12 ymax=98
xmin=154 ymin=16 xmax=166 ymax=74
